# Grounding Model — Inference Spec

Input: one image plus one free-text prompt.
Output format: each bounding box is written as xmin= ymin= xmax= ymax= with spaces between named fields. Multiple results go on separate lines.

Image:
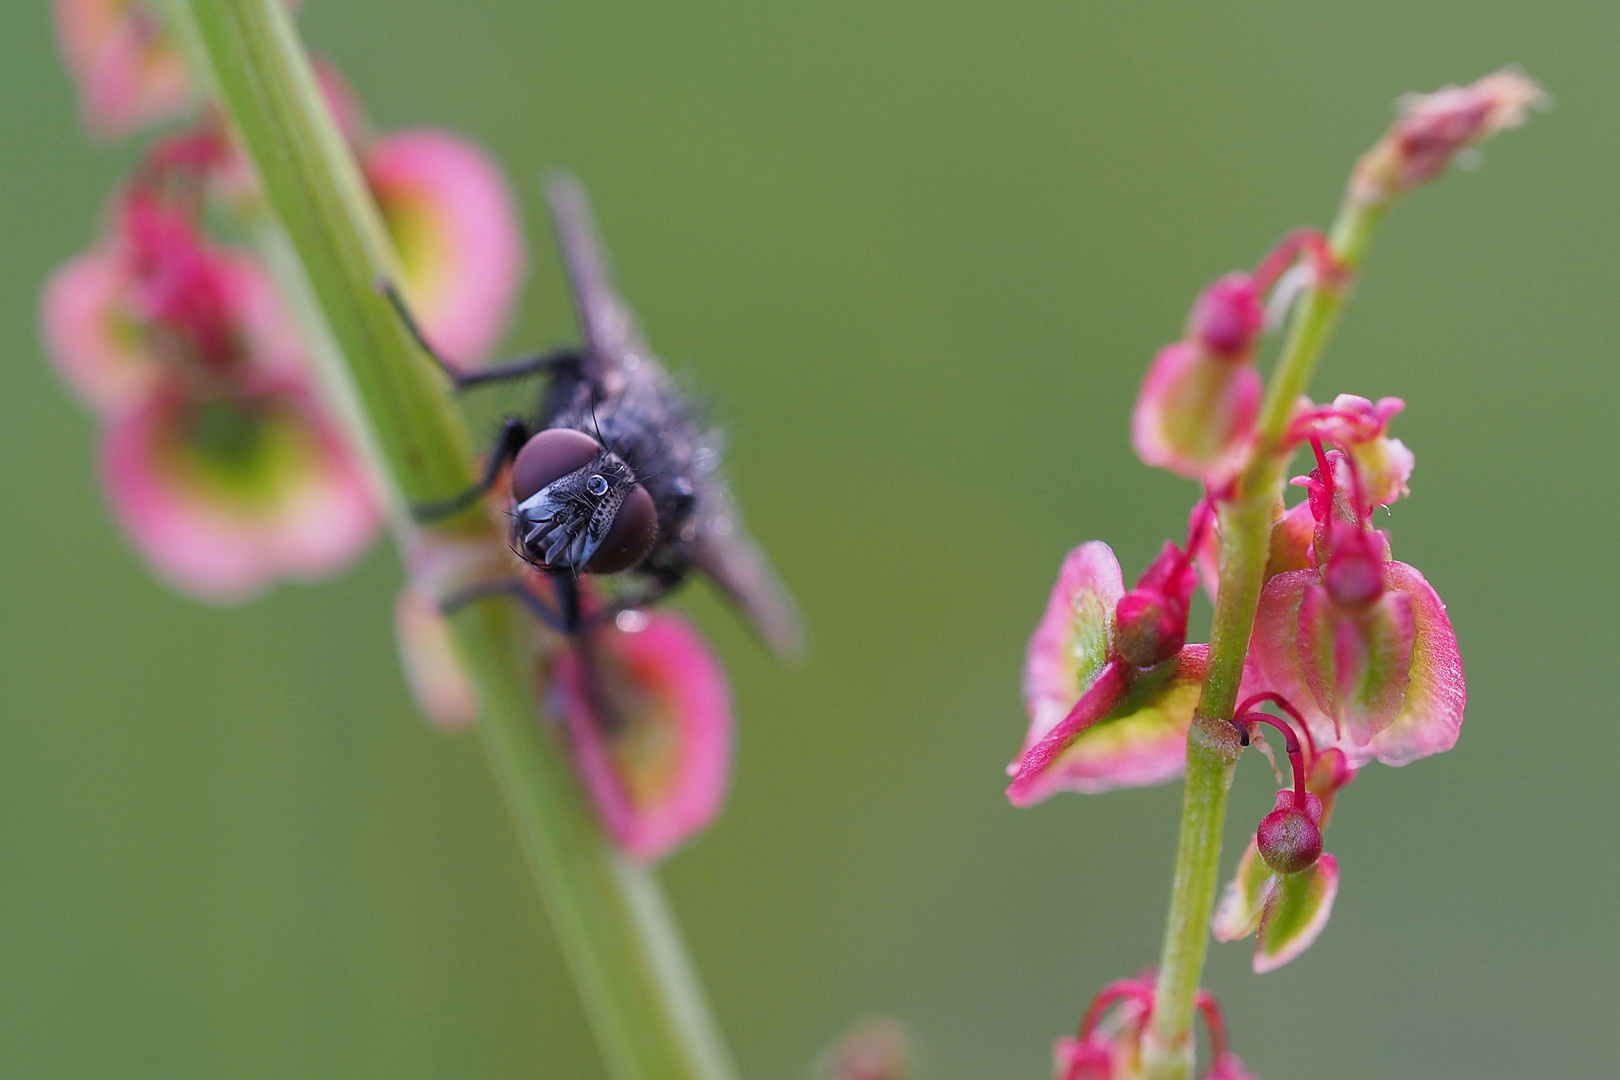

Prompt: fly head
xmin=510 ymin=428 xmax=658 ymax=574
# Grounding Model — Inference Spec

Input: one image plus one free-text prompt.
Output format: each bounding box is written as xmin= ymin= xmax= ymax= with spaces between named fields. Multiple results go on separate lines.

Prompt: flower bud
xmin=1322 ymin=526 xmax=1386 ymax=610
xmin=1256 ymin=789 xmax=1324 ymax=874
xmin=1114 ymin=588 xmax=1186 ymax=669
xmin=1187 ymin=273 xmax=1264 ymax=359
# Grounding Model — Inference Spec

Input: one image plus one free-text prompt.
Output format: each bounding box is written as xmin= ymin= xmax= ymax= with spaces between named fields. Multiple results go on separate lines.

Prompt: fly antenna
xmin=588 ymin=392 xmax=607 ymax=447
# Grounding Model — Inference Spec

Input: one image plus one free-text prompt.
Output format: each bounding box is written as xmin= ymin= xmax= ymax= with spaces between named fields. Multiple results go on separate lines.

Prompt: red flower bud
xmin=1114 ymin=588 xmax=1187 ymax=669
xmin=1187 ymin=273 xmax=1264 ymax=359
xmin=1256 ymin=789 xmax=1324 ymax=874
xmin=1322 ymin=530 xmax=1386 ymax=610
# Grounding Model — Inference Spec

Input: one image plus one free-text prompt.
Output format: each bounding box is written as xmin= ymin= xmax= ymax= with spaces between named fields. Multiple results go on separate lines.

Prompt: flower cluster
xmin=1051 ymin=976 xmax=1253 ymax=1080
xmin=43 ymin=0 xmax=523 ymax=601
xmin=1009 ymin=69 xmax=1538 ymax=1027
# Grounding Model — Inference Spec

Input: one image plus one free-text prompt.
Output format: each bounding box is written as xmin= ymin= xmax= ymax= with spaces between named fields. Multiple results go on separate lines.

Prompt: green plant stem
xmin=1141 ymin=197 xmax=1386 ymax=1080
xmin=179 ymin=2 xmax=738 ymax=1078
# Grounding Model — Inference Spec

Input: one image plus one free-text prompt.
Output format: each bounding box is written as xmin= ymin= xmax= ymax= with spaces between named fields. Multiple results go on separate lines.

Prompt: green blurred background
xmin=2 ymin=1 xmax=1616 ymax=1076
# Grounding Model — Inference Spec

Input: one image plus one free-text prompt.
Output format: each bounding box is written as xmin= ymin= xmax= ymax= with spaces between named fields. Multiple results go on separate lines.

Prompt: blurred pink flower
xmin=98 ymin=379 xmax=380 ymax=602
xmin=554 ymin=611 xmax=733 ymax=862
xmin=365 ymin=130 xmax=525 ymax=364
xmin=41 ymin=212 xmax=303 ymax=415
xmin=395 ymin=585 xmax=480 ymax=731
xmin=53 ymin=0 xmax=191 ymax=138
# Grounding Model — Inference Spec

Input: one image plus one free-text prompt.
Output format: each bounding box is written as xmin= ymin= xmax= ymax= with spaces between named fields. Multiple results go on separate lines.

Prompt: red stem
xmin=1079 ymin=979 xmax=1154 ymax=1039
xmin=1250 ymin=227 xmax=1340 ymax=295
xmin=1193 ymin=990 xmax=1230 ymax=1061
xmin=1234 ymin=691 xmax=1317 ymax=761
xmin=1233 ymin=711 xmax=1308 ymax=805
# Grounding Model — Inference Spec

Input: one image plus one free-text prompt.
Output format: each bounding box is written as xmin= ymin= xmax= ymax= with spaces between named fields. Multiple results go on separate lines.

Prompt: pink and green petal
xmin=41 ymin=250 xmax=156 ymax=414
xmin=1297 ymin=582 xmax=1414 ymax=748
xmin=1204 ymin=1053 xmax=1258 ymax=1080
xmin=366 ymin=130 xmax=525 ymax=365
xmin=53 ymin=0 xmax=191 ymax=138
xmin=1131 ymin=342 xmax=1260 ymax=484
xmin=1365 ymin=562 xmax=1466 ymax=765
xmin=394 ymin=585 xmax=480 ymax=731
xmin=1253 ymin=853 xmax=1338 ymax=973
xmin=1021 ymin=541 xmax=1123 ymax=746
xmin=553 ymin=612 xmax=733 ymax=862
xmin=1008 ymin=648 xmax=1206 ymax=803
xmin=99 ymin=383 xmax=381 ymax=602
xmin=1212 ymin=839 xmax=1273 ymax=942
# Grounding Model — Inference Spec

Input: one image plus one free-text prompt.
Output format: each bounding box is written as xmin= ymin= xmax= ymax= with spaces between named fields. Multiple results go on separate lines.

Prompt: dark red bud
xmin=1114 ymin=588 xmax=1187 ymax=668
xmin=1257 ymin=789 xmax=1324 ymax=874
xmin=1188 ymin=273 xmax=1265 ymax=359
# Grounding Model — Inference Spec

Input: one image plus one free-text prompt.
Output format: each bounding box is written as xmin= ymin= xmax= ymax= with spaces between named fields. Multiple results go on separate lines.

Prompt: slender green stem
xmin=178 ymin=2 xmax=738 ymax=1077
xmin=1141 ymin=196 xmax=1385 ymax=1079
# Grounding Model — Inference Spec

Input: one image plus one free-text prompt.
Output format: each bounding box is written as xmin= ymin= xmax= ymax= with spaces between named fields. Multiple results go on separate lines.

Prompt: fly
xmin=378 ymin=173 xmax=802 ymax=656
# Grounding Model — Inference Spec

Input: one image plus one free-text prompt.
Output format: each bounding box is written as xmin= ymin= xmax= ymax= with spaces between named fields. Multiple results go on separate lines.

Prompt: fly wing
xmin=544 ymin=173 xmax=649 ymax=383
xmin=686 ymin=480 xmax=805 ymax=659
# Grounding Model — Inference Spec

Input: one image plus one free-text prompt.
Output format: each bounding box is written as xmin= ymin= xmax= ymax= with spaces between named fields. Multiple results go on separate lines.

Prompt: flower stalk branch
xmin=175 ymin=2 xmax=738 ymax=1078
xmin=1141 ymin=195 xmax=1384 ymax=1080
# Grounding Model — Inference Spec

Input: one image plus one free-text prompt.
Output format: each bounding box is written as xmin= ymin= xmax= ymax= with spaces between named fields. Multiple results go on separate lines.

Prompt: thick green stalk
xmin=1141 ymin=198 xmax=1385 ymax=1079
xmin=179 ymin=2 xmax=738 ymax=1078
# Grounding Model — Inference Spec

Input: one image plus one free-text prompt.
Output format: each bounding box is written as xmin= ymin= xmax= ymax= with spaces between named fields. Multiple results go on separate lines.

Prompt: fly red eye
xmin=511 ymin=428 xmax=601 ymax=502
xmin=586 ymin=485 xmax=657 ymax=573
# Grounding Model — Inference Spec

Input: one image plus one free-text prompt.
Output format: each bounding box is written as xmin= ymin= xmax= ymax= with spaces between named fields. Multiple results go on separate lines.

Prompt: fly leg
xmin=374 ymin=278 xmax=581 ymax=389
xmin=437 ymin=574 xmax=573 ymax=636
xmin=410 ymin=416 xmax=529 ymax=523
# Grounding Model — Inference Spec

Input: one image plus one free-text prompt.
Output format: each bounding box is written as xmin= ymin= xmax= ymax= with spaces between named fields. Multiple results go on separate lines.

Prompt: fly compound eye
xmin=586 ymin=474 xmax=609 ymax=496
xmin=586 ymin=485 xmax=658 ymax=573
xmin=511 ymin=428 xmax=602 ymax=502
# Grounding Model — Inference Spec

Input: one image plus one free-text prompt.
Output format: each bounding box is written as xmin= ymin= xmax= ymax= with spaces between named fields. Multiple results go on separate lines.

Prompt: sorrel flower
xmin=1248 ymin=446 xmax=1464 ymax=766
xmin=98 ymin=377 xmax=378 ymax=600
xmin=1052 ymin=978 xmax=1253 ymax=1080
xmin=552 ymin=608 xmax=733 ymax=862
xmin=53 ymin=0 xmax=192 ymax=137
xmin=1351 ymin=69 xmax=1545 ymax=209
xmin=1213 ymin=695 xmax=1356 ymax=971
xmin=395 ymin=583 xmax=481 ymax=731
xmin=1007 ymin=510 xmax=1213 ymax=804
xmin=1133 ymin=231 xmax=1340 ymax=485
xmin=364 ymin=130 xmax=525 ymax=365
xmin=42 ymin=195 xmax=305 ymax=415
xmin=816 ymin=1018 xmax=913 ymax=1080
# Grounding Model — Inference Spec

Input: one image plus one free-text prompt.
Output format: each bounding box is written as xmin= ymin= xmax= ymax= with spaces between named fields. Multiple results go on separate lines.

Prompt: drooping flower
xmin=552 ymin=609 xmax=733 ymax=862
xmin=1008 ymin=515 xmax=1212 ymax=804
xmin=1352 ymin=70 xmax=1546 ymax=208
xmin=363 ymin=130 xmax=525 ymax=365
xmin=1134 ymin=232 xmax=1341 ymax=486
xmin=53 ymin=0 xmax=192 ymax=138
xmin=1247 ymin=450 xmax=1464 ymax=767
xmin=1214 ymin=697 xmax=1354 ymax=972
xmin=99 ymin=378 xmax=380 ymax=601
xmin=1287 ymin=394 xmax=1413 ymax=507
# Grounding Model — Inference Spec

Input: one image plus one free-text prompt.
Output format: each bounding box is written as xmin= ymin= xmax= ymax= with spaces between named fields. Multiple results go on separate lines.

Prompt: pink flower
xmin=41 ymin=197 xmax=304 ymax=415
xmin=1352 ymin=70 xmax=1546 ymax=207
xmin=553 ymin=611 xmax=733 ymax=862
xmin=1132 ymin=339 xmax=1261 ymax=485
xmin=1052 ymin=978 xmax=1253 ymax=1080
xmin=1214 ymin=841 xmax=1341 ymax=974
xmin=1008 ymin=535 xmax=1209 ymax=804
xmin=53 ymin=0 xmax=191 ymax=137
xmin=99 ymin=379 xmax=381 ymax=602
xmin=815 ymin=1018 xmax=912 ymax=1080
xmin=395 ymin=585 xmax=480 ymax=731
xmin=365 ymin=130 xmax=525 ymax=365
xmin=1287 ymin=394 xmax=1413 ymax=507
